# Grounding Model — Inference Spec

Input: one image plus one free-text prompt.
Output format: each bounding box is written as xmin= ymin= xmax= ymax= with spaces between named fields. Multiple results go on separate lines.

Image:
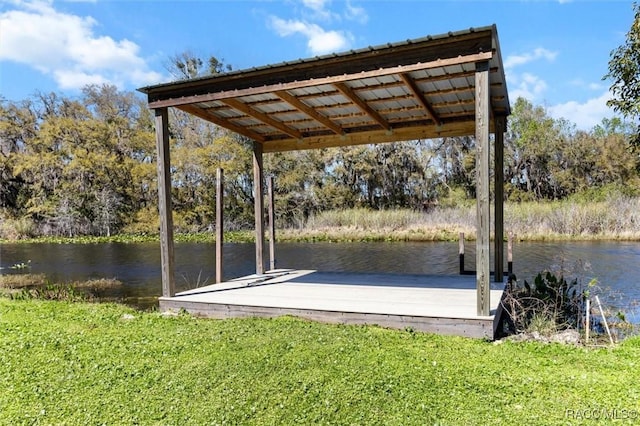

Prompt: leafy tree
xmin=162 ymin=53 xmax=255 ymax=231
xmin=0 ymin=98 xmax=36 ymax=214
xmin=1 ymin=86 xmax=160 ymax=237
xmin=505 ymin=98 xmax=567 ymax=200
xmin=604 ymin=2 xmax=640 ymax=145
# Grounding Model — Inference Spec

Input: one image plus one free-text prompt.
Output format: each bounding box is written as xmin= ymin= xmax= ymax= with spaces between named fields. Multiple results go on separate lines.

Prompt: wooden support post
xmin=459 ymin=232 xmax=465 ymax=275
xmin=507 ymin=231 xmax=514 ymax=275
xmin=216 ymin=168 xmax=224 ymax=283
xmin=585 ymin=299 xmax=590 ymax=343
xmin=154 ymin=108 xmax=175 ymax=297
xmin=475 ymin=61 xmax=491 ymax=316
xmin=253 ymin=142 xmax=265 ymax=275
xmin=268 ymin=176 xmax=276 ymax=271
xmin=494 ymin=116 xmax=506 ymax=283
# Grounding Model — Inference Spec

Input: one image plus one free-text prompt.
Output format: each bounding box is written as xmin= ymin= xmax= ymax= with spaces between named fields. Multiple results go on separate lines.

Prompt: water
xmin=1 ymin=241 xmax=639 ymax=318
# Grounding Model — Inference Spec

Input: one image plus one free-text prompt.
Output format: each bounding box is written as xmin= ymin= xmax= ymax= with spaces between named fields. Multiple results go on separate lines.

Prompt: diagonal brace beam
xmin=223 ymin=98 xmax=303 ymax=140
xmin=334 ymin=82 xmax=391 ymax=132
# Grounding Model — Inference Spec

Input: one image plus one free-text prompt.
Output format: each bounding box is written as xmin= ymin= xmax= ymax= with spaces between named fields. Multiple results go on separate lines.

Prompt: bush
xmin=0 ymin=216 xmax=36 ymax=240
xmin=121 ymin=206 xmax=160 ymax=235
xmin=501 ymin=272 xmax=584 ymax=335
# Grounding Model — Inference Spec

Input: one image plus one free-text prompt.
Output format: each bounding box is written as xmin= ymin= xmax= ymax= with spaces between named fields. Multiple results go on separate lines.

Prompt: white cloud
xmin=269 ymin=16 xmax=351 ymax=55
xmin=267 ymin=0 xmax=367 ymax=55
xmin=508 ymin=72 xmax=548 ymax=101
xmin=302 ymin=0 xmax=330 ymax=15
xmin=569 ymin=78 xmax=607 ymax=92
xmin=296 ymin=0 xmax=338 ymax=22
xmin=504 ymin=47 xmax=557 ymax=105
xmin=547 ymin=91 xmax=614 ymax=130
xmin=0 ymin=0 xmax=163 ymax=91
xmin=504 ymin=45 xmax=614 ymax=130
xmin=345 ymin=0 xmax=368 ymax=24
xmin=504 ymin=47 xmax=557 ymax=69
xmin=53 ymin=69 xmax=109 ymax=89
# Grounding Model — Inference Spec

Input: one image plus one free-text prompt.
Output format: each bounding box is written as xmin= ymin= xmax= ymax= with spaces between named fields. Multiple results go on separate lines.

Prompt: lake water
xmin=1 ymin=241 xmax=639 ymax=319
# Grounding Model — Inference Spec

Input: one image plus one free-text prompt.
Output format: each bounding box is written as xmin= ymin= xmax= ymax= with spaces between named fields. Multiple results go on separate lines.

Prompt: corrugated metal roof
xmin=140 ymin=25 xmax=510 ymax=152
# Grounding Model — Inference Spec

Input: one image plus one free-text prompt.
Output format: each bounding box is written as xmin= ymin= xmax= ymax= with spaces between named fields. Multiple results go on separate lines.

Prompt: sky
xmin=0 ymin=0 xmax=635 ymax=130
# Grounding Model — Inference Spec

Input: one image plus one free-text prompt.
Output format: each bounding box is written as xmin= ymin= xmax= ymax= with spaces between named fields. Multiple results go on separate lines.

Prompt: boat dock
xmin=159 ymin=270 xmax=505 ymax=339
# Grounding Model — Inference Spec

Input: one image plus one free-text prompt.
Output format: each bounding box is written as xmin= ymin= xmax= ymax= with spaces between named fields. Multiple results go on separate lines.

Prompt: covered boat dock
xmin=139 ymin=25 xmax=511 ymax=338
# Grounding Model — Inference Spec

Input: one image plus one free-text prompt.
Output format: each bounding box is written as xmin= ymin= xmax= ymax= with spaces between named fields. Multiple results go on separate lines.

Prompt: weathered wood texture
xmin=216 ymin=168 xmax=224 ymax=284
xmin=268 ymin=176 xmax=276 ymax=271
xmin=140 ymin=27 xmax=510 ymax=153
xmin=154 ymin=108 xmax=175 ymax=297
xmin=159 ymin=299 xmax=496 ymax=339
xmin=253 ymin=142 xmax=265 ymax=274
xmin=475 ymin=61 xmax=491 ymax=316
xmin=459 ymin=232 xmax=465 ymax=275
xmin=508 ymin=231 xmax=514 ymax=274
xmin=147 ymin=51 xmax=494 ymax=110
xmin=494 ymin=116 xmax=506 ymax=283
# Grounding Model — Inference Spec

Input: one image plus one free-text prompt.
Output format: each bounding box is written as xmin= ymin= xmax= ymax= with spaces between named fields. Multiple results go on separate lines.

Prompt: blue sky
xmin=0 ymin=0 xmax=635 ymax=130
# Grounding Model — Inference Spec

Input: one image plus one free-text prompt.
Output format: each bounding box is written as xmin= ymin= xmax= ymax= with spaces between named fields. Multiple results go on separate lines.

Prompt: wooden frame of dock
xmin=139 ymin=25 xmax=511 ymax=338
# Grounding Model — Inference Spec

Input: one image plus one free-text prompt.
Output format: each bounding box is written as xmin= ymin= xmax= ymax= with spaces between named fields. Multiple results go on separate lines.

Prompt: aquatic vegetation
xmin=9 ymin=260 xmax=31 ymax=270
xmin=0 ymin=274 xmax=123 ymax=302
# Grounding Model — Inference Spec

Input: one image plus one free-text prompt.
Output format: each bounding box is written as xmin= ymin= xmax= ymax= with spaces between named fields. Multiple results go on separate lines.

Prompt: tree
xmin=604 ymin=2 xmax=640 ymax=145
xmin=505 ymin=98 xmax=566 ymax=200
xmin=0 ymin=98 xmax=36 ymax=214
xmin=165 ymin=51 xmax=232 ymax=80
xmin=265 ymin=149 xmax=326 ymax=227
xmin=433 ymin=136 xmax=476 ymax=199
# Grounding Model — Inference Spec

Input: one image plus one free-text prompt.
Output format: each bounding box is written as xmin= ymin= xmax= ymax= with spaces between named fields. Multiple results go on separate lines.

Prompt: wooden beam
xmin=400 ymin=73 xmax=442 ymax=126
xmin=253 ymin=142 xmax=265 ymax=275
xmin=275 ymin=90 xmax=345 ymax=136
xmin=177 ymin=104 xmax=266 ymax=143
xmin=475 ymin=61 xmax=491 ymax=316
xmin=334 ymin=82 xmax=391 ymax=131
xmin=263 ymin=120 xmax=477 ymax=153
xmin=268 ymin=176 xmax=276 ymax=271
xmin=148 ymin=51 xmax=494 ymax=109
xmin=216 ymin=168 xmax=224 ymax=284
xmin=459 ymin=232 xmax=465 ymax=275
xmin=222 ymin=98 xmax=303 ymax=140
xmin=494 ymin=116 xmax=506 ymax=283
xmin=154 ymin=108 xmax=175 ymax=297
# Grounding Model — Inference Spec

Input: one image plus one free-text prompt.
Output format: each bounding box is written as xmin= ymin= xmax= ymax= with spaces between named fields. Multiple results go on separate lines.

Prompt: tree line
xmin=1 ymin=3 xmax=639 ymax=239
xmin=0 ymin=84 xmax=637 ymax=239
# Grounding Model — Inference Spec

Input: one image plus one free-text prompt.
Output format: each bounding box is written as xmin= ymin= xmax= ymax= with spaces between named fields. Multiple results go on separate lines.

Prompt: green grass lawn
xmin=1 ymin=299 xmax=639 ymax=425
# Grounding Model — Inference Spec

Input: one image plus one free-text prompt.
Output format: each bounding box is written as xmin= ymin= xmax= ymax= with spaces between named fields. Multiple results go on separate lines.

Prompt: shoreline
xmin=2 ymin=228 xmax=640 ymax=245
xmin=3 ymin=198 xmax=640 ymax=244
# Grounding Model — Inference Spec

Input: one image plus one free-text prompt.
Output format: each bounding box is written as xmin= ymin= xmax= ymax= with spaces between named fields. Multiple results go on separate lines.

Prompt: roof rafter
xmin=177 ymin=104 xmax=266 ymax=142
xmin=399 ymin=73 xmax=442 ymax=126
xmin=141 ymin=26 xmax=511 ymax=151
xmin=275 ymin=90 xmax=345 ymax=136
xmin=334 ymin=82 xmax=392 ymax=132
xmin=221 ymin=98 xmax=303 ymax=140
xmin=263 ymin=119 xmax=484 ymax=153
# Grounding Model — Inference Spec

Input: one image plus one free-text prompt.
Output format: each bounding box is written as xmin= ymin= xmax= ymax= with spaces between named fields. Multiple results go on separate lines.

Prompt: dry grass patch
xmin=0 ymin=273 xmax=48 ymax=289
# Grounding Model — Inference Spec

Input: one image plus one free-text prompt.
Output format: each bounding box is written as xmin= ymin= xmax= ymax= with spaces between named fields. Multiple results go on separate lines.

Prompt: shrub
xmin=0 ymin=217 xmax=36 ymax=240
xmin=501 ymin=272 xmax=584 ymax=336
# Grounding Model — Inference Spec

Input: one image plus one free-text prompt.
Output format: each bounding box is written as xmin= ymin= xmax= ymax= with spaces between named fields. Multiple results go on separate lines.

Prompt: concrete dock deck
xmin=159 ymin=269 xmax=505 ymax=339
